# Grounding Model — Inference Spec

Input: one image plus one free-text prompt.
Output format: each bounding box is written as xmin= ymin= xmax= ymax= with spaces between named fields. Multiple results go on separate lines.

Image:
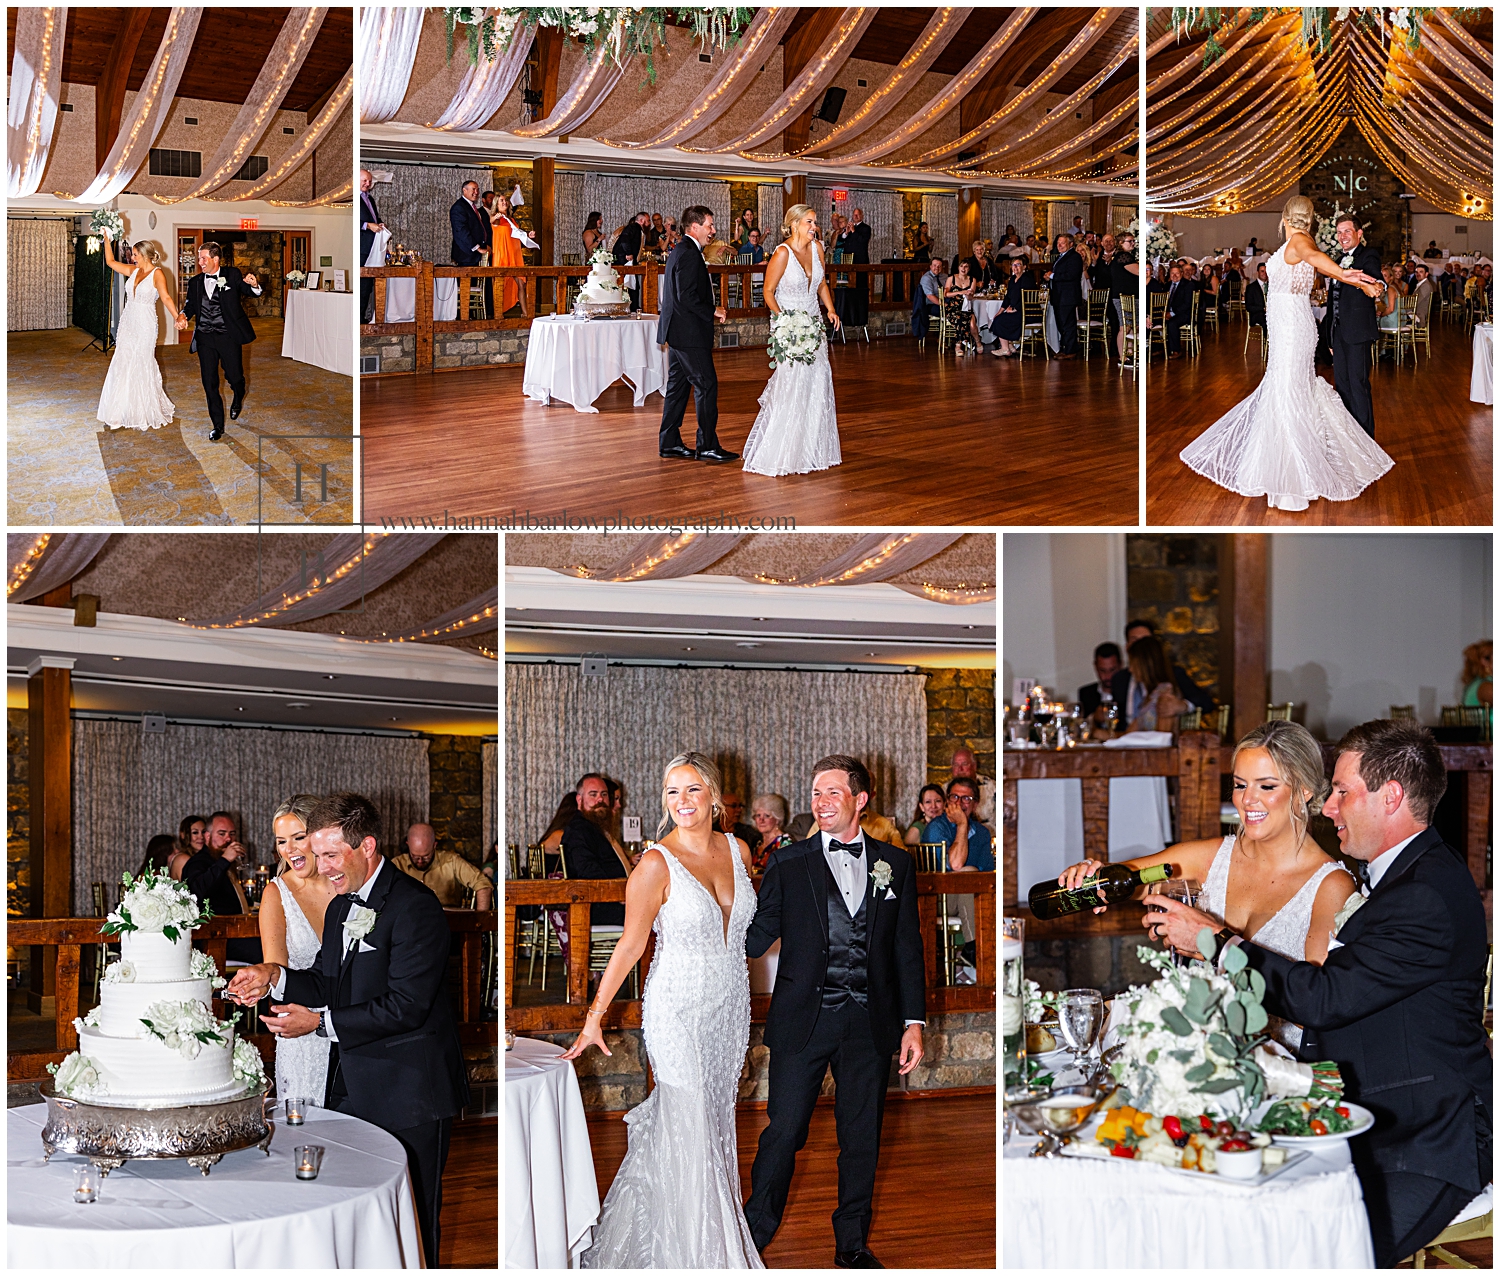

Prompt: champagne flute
xmin=1057 ymin=988 xmax=1104 ymax=1077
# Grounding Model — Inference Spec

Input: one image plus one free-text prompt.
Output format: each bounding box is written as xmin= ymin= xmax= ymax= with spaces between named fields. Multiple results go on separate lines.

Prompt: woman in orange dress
xmin=488 ymin=191 xmax=538 ymax=317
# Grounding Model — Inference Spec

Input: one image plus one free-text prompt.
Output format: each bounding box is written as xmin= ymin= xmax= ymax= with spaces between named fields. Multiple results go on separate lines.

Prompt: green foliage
xmin=1160 ymin=1005 xmax=1194 ymax=1037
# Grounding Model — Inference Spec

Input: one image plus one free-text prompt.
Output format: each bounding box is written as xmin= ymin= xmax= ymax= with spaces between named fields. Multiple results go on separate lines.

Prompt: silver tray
xmin=39 ymin=1081 xmax=273 ymax=1176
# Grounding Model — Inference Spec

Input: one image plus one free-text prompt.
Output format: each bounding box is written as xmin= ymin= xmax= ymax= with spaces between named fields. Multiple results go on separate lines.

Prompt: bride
xmin=97 ymin=238 xmax=182 ymax=431
xmin=564 ymin=752 xmax=763 ymax=1269
xmin=1178 ymin=195 xmax=1395 ymax=512
xmin=1057 ymin=720 xmax=1357 ymax=1045
xmin=741 ymin=204 xmax=842 ymax=477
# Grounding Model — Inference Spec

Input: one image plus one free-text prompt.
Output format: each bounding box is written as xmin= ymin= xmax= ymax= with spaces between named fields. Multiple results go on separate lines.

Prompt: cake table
xmin=521 ymin=315 xmax=669 ymax=413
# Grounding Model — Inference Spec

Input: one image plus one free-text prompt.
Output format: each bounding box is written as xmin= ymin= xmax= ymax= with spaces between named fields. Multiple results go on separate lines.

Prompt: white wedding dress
xmin=1201 ymin=835 xmax=1354 ymax=1048
xmin=1179 ymin=242 xmax=1394 ymax=511
xmin=269 ymin=878 xmax=331 ymax=1104
xmin=582 ymin=837 xmax=764 ymax=1269
xmin=741 ymin=243 xmax=841 ymax=477
xmin=96 ymin=269 xmax=175 ymax=431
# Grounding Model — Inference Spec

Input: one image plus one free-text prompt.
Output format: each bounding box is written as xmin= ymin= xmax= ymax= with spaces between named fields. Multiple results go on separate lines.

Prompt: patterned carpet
xmin=8 ymin=319 xmax=352 ymax=525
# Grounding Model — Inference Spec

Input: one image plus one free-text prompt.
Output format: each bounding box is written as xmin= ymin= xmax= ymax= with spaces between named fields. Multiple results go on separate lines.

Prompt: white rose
xmin=129 ymin=894 xmax=170 ymax=931
xmin=1002 ymin=993 xmax=1023 ymax=1037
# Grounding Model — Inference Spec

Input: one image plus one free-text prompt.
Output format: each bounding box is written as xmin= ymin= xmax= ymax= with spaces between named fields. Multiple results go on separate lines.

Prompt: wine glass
xmin=1057 ymin=988 xmax=1104 ymax=1077
xmin=1145 ymin=879 xmax=1204 ymax=966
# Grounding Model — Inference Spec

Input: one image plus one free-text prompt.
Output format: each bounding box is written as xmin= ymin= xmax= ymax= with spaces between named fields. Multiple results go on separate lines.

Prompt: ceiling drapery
xmin=359 ymin=586 xmax=500 ymax=645
xmin=1146 ymin=8 xmax=1492 ymax=216
xmin=7 ymin=7 xmax=68 ymax=198
xmin=359 ymin=5 xmax=424 ymax=123
xmin=510 ymin=39 xmax=626 ymax=138
xmin=210 ymin=68 xmax=352 ymax=204
xmin=429 ymin=21 xmax=534 ymax=131
xmin=6 ymin=533 xmax=110 ymax=604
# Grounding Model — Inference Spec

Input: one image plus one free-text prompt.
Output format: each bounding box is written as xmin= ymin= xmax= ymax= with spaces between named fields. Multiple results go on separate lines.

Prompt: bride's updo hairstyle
xmin=657 ymin=750 xmax=724 ymax=836
xmin=1280 ymin=195 xmax=1315 ymax=239
xmin=782 ymin=202 xmax=814 ymax=241
xmin=1231 ymin=719 xmax=1328 ymax=849
xmin=131 ymin=240 xmax=163 ymax=268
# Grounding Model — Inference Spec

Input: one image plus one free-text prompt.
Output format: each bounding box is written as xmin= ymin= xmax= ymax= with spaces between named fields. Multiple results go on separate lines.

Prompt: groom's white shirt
xmin=203 ymin=271 xmax=260 ymax=299
xmin=1364 ymin=830 xmax=1421 ymax=895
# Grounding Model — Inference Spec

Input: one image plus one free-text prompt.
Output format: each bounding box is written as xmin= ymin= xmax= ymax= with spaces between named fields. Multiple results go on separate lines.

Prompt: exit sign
xmin=831 ymin=189 xmax=848 ymax=203
xmin=240 ymin=218 xmax=258 ymax=230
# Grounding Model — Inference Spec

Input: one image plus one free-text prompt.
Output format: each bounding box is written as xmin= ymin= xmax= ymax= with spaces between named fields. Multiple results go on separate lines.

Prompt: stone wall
xmin=1299 ymin=123 xmax=1407 ymax=260
xmin=425 ymin=734 xmax=485 ymax=864
xmin=366 ymin=332 xmax=416 ymax=374
xmin=8 ymin=710 xmax=29 ymax=971
xmin=227 ymin=231 xmax=284 ymax=319
xmin=924 ymin=667 xmax=997 ymax=788
xmin=1125 ymin=534 xmax=1221 ymax=699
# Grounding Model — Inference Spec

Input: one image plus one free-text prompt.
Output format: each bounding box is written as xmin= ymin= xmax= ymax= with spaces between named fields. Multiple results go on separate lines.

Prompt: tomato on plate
xmin=1336 ymin=1106 xmax=1350 ymax=1118
xmin=1310 ymin=1119 xmax=1329 ymax=1136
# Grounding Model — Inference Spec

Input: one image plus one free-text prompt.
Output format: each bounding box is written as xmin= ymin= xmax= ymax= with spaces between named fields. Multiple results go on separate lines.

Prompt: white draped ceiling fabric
xmin=510 ymin=41 xmax=626 ymax=138
xmin=359 ymin=5 xmax=424 ymax=123
xmin=223 ymin=68 xmax=353 ymax=203
xmin=7 ymin=6 xmax=68 ymax=198
xmin=6 ymin=533 xmax=110 ymax=603
xmin=1147 ymin=10 xmax=1493 ymax=215
xmin=150 ymin=7 xmax=327 ymax=204
xmin=69 ymin=7 xmax=203 ymax=204
xmin=430 ymin=23 xmax=533 ymax=131
xmin=357 ymin=586 xmax=500 ymax=644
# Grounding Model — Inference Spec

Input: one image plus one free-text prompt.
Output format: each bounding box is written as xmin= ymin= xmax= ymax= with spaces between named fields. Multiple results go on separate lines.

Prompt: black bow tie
xmin=829 ymin=839 xmax=863 ymax=857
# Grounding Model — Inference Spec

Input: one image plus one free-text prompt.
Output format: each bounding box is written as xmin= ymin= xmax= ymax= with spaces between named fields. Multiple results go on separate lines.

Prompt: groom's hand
xmin=1145 ymin=895 xmax=1223 ymax=957
xmin=898 ymin=1024 xmax=924 ymax=1075
xmin=242 ymin=273 xmax=258 ymax=289
xmin=713 ymin=306 xmax=727 ymax=322
xmin=262 ymin=1003 xmax=319 ymax=1038
xmin=226 ymin=962 xmax=280 ymax=1005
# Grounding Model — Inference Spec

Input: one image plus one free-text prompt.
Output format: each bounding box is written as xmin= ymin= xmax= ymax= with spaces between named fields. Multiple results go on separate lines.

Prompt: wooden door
xmin=283 ymin=231 xmax=310 ymax=303
xmin=174 ymin=229 xmax=203 ymax=342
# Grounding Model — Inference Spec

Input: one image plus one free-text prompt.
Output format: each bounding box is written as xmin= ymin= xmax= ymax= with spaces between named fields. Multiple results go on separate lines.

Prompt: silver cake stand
xmin=39 ymin=1081 xmax=273 ymax=1176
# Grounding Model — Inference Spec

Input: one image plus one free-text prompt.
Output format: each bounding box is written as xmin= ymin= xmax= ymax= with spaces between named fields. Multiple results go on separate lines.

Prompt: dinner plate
xmin=1264 ymin=1102 xmax=1374 ymax=1145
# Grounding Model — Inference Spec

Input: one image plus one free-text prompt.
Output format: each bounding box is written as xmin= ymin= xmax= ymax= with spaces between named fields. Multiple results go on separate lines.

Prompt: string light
xmin=212 ymin=69 xmax=353 ymax=203
xmin=566 ymin=532 xmax=702 ymax=582
xmin=188 ymin=534 xmax=384 ymax=630
xmin=511 ymin=34 xmax=620 ymax=139
xmin=749 ymin=533 xmax=926 ymax=586
xmin=7 ymin=535 xmax=51 ymax=597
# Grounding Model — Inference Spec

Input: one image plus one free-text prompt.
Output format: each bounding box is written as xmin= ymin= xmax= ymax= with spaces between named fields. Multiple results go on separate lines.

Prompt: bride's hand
xmin=829 ymin=311 xmax=841 ymax=332
xmin=560 ymin=1016 xmax=610 ymax=1061
xmin=1057 ymin=860 xmax=1107 ymax=912
xmin=1345 ymin=270 xmax=1380 ymax=287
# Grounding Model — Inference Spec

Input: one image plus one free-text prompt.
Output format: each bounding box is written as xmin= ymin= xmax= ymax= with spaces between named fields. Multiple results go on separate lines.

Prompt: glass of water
xmin=1146 ymin=879 xmax=1204 ymax=966
xmin=1057 ymin=988 xmax=1104 ymax=1076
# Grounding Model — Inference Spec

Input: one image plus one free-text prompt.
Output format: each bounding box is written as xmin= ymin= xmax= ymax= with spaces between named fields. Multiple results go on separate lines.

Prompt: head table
xmin=522 ymin=314 xmax=670 ymax=414
xmin=8 ymin=1102 xmax=422 ymax=1268
xmin=506 ymin=1035 xmax=600 ymax=1268
xmin=1004 ymin=1129 xmax=1376 ymax=1268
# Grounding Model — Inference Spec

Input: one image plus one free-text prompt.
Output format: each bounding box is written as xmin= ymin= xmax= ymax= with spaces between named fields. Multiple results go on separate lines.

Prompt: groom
xmin=179 ymin=242 xmax=260 ymax=441
xmin=1152 ymin=720 xmax=1491 ymax=1267
xmin=226 ymin=792 xmax=469 ymax=1265
xmin=745 ymin=755 xmax=926 ymax=1267
xmin=1329 ymin=214 xmax=1383 ymax=438
xmin=656 ymin=205 xmax=736 ymax=463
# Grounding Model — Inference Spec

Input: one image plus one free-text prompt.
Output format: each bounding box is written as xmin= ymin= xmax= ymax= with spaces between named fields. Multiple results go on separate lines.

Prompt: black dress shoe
xmin=209 ymin=427 xmax=226 ymax=442
xmin=696 ymin=446 xmax=739 ymax=463
xmin=834 ymin=1248 xmax=884 ymax=1268
xmin=229 ymin=400 xmax=243 ymax=421
xmin=659 ymin=444 xmax=696 ymax=460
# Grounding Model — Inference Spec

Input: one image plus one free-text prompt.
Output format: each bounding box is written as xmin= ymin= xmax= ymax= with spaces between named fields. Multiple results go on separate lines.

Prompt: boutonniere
xmin=1331 ymin=891 xmax=1365 ymax=937
xmin=1339 ymin=253 xmax=1355 ymax=270
xmin=869 ymin=859 xmax=893 ymax=893
xmin=343 ymin=903 xmax=378 ymax=951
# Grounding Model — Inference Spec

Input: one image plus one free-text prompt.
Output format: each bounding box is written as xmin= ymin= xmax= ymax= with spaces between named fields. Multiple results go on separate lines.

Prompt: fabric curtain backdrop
xmin=556 ymin=175 xmax=732 ymax=268
xmin=7 ymin=217 xmax=70 ymax=331
xmin=553 ymin=169 xmax=585 ymax=263
xmin=6 ymin=532 xmax=109 ymax=600
xmin=7 ymin=7 xmax=68 ymax=199
xmin=984 ymin=198 xmax=1037 ymax=247
xmin=1048 ymin=201 xmax=1094 ymax=242
xmin=71 ymin=719 xmax=429 ymax=916
xmin=359 ymin=5 xmax=424 ymax=124
xmin=197 ymin=532 xmax=443 ymax=628
xmin=150 ymin=8 xmax=326 ymax=204
xmin=358 ymin=585 xmax=498 ymax=643
xmin=595 ymin=8 xmax=798 ymax=149
xmin=504 ymin=663 xmax=927 ymax=861
xmin=757 ymin=184 xmax=782 ymax=243
xmin=807 ymin=188 xmax=901 ymax=264
xmin=482 ymin=741 xmax=497 ymax=859
xmin=687 ymin=8 xmax=879 ymax=155
xmin=212 ymin=71 xmax=352 ymax=204
xmin=69 ymin=8 xmax=202 ymax=205
xmin=568 ymin=532 xmax=746 ymax=581
xmin=430 ymin=26 xmax=532 ymax=131
xmin=511 ymin=43 xmax=626 ymax=139
xmin=922 ymin=194 xmax=958 ymax=266
xmin=374 ymin=162 xmax=493 ymax=263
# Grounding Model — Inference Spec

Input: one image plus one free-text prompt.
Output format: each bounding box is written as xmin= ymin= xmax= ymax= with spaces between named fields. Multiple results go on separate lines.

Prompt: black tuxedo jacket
xmin=1165 ymin=278 xmax=1196 ymax=323
xmin=1049 ymin=249 xmax=1083 ymax=309
xmin=1244 ymin=279 xmax=1266 ymax=326
xmin=1331 ymin=242 xmax=1382 ymax=344
xmin=1078 ymin=681 xmax=1109 ymax=718
xmin=613 ymin=220 xmax=645 ymax=265
xmin=282 ymin=861 xmax=469 ymax=1131
xmin=183 ymin=268 xmax=258 ymax=346
xmin=745 ymin=835 xmax=926 ymax=1057
xmin=449 ymin=197 xmax=491 ymax=266
xmin=359 ymin=190 xmax=382 ymax=265
xmin=1242 ymin=828 xmax=1491 ymax=1193
xmin=560 ymin=812 xmax=627 ymax=925
xmin=656 ymin=238 xmax=714 ymax=349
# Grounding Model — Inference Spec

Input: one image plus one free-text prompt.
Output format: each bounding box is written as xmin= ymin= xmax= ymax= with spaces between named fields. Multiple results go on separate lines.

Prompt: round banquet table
xmin=1004 ymin=1130 xmax=1375 ymax=1268
xmin=964 ymin=297 xmax=1004 ymax=330
xmin=1471 ymin=323 xmax=1493 ymax=405
xmin=281 ymin=289 xmax=354 ymax=376
xmin=506 ymin=1036 xmax=600 ymax=1268
xmin=8 ymin=1103 xmax=422 ymax=1268
xmin=522 ymin=315 xmax=669 ymax=414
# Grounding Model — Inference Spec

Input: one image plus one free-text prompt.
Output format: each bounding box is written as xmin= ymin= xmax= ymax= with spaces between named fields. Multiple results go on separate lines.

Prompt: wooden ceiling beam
xmin=535 ymin=26 xmax=564 ymax=120
xmin=305 ymin=71 xmax=342 ymax=121
xmin=97 ymin=8 xmax=152 ymax=171
xmin=781 ymin=6 xmax=847 ymax=155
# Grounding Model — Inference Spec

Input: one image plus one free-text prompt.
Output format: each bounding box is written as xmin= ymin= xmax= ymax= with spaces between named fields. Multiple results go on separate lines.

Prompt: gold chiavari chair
xmin=1179 ymin=290 xmax=1204 ymax=357
xmin=916 ymin=843 xmax=962 ymax=985
xmin=1265 ymin=702 xmax=1295 ymax=722
xmin=1020 ymin=288 xmax=1050 ymax=361
xmin=1078 ymin=287 xmax=1110 ymax=360
xmin=1119 ymin=296 xmax=1139 ymax=376
xmin=1244 ymin=309 xmax=1267 ymax=361
xmin=1148 ymin=292 xmax=1169 ymax=361
xmin=1409 ymin=289 xmax=1433 ymax=361
xmin=1225 ymin=277 xmax=1245 ymax=319
xmin=1212 ymin=703 xmax=1232 ymax=737
xmin=1201 ymin=289 xmax=1219 ymax=334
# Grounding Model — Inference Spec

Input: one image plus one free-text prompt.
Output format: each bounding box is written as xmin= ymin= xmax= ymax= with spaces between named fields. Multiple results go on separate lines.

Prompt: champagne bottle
xmin=1027 ymin=862 xmax=1175 ymax=920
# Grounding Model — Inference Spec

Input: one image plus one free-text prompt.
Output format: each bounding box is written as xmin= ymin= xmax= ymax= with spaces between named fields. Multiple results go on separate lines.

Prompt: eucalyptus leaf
xmin=1245 ymin=1001 xmax=1269 ymax=1035
xmin=1196 ymin=927 xmax=1217 ymax=960
xmin=1208 ymin=1033 xmax=1238 ymax=1060
xmin=1249 ymin=968 xmax=1266 ymax=1000
xmin=1223 ymin=943 xmax=1248 ymax=973
xmin=1146 ymin=1048 xmax=1159 ymax=1065
xmin=1184 ymin=1061 xmax=1216 ymax=1083
xmin=1169 ymin=1049 xmax=1194 ymax=1063
xmin=1225 ymin=999 xmax=1246 ymax=1036
xmin=1160 ymin=1005 xmax=1194 ymax=1037
xmin=1192 ymin=1077 xmax=1244 ymax=1095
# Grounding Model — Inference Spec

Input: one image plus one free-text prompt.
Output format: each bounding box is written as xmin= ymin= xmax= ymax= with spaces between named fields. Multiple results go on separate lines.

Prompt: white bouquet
xmin=285 ymin=269 xmax=307 ymax=287
xmin=233 ymin=1038 xmax=267 ymax=1089
xmin=139 ymin=999 xmax=231 ymax=1060
xmin=1315 ymin=214 xmax=1342 ymax=256
xmin=1142 ymin=217 xmax=1178 ymax=267
xmin=767 ymin=308 xmax=824 ymax=368
xmin=103 ymin=867 xmax=213 ymax=942
xmin=90 ymin=208 xmax=123 ymax=239
xmin=48 ymin=1050 xmax=106 ymax=1099
xmin=190 ymin=948 xmax=228 ymax=989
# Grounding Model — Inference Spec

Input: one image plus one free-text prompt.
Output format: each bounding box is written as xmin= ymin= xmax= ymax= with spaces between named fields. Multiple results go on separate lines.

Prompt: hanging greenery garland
xmin=1171 ymin=7 xmax=1485 ymax=66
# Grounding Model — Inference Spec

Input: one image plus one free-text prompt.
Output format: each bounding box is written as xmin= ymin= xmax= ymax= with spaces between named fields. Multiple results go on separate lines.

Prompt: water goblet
xmin=1057 ymin=988 xmax=1104 ymax=1078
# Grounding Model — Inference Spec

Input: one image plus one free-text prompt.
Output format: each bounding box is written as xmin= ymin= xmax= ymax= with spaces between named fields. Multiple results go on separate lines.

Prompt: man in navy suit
xmin=656 ymin=205 xmax=736 ymax=463
xmin=1049 ymin=234 xmax=1084 ymax=358
xmin=450 ymin=179 xmax=492 ymax=317
xmin=359 ymin=167 xmax=384 ymax=323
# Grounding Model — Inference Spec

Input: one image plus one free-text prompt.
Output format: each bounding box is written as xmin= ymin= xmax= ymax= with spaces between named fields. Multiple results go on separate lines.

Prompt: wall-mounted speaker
xmin=815 ymin=87 xmax=847 ymax=125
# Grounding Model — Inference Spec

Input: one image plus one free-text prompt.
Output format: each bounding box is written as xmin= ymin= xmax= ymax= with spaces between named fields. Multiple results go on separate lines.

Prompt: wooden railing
xmin=504 ymin=872 xmax=996 ymax=1035
xmin=360 ymin=261 xmax=934 ymax=375
xmin=7 ymin=912 xmax=498 ymax=1084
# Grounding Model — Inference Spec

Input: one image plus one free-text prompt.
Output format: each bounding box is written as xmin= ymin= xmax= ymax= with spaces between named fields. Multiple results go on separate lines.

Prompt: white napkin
xmin=1103 ymin=731 xmax=1174 ymax=749
xmin=365 ymin=227 xmax=391 ymax=268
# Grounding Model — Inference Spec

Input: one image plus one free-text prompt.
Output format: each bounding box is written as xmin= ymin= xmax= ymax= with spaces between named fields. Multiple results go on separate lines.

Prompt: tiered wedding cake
xmin=48 ymin=869 xmax=265 ymax=1107
xmin=577 ymin=247 xmax=630 ymax=313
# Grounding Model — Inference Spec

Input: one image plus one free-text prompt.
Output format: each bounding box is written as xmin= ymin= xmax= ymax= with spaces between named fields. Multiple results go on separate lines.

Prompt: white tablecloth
xmin=384 ymin=278 xmax=459 ymax=323
xmin=963 ymin=297 xmax=1004 ymax=330
xmin=8 ymin=1103 xmax=422 ymax=1268
xmin=522 ymin=315 xmax=669 ymax=414
xmin=281 ymin=289 xmax=353 ymax=376
xmin=1472 ymin=323 xmax=1493 ymax=404
xmin=1004 ymin=1132 xmax=1375 ymax=1267
xmin=506 ymin=1036 xmax=599 ymax=1269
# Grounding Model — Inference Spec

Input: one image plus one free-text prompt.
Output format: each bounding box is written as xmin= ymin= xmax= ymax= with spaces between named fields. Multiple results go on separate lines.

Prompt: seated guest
xmin=743 ymin=228 xmax=766 ymax=265
xmin=786 ymin=811 xmax=816 ymax=841
xmin=912 ymin=257 xmax=946 ymax=339
xmin=748 ymin=794 xmax=794 ymax=871
xmin=1024 ymin=233 xmax=1043 ymax=264
xmin=1108 ymin=617 xmax=1216 ymax=712
xmin=538 ymin=791 xmax=577 ymax=853
xmin=1164 ymin=264 xmax=1196 ymax=358
xmin=392 ymin=822 xmax=493 ymax=909
xmin=1200 ymin=264 xmax=1221 ymax=316
xmin=1147 ymin=263 xmax=1169 ymax=295
xmin=861 ymin=806 xmax=907 ymax=848
xmin=139 ymin=833 xmax=179 ymax=878
xmin=943 ymin=259 xmax=979 ymax=353
xmin=644 ymin=214 xmax=663 ymax=252
xmin=923 ymin=778 xmax=995 ymax=872
xmin=1462 ymin=640 xmax=1493 ymax=706
xmin=951 ymin=746 xmax=995 ymax=827
xmin=1377 ymin=265 xmax=1405 ymax=346
xmin=185 ymin=810 xmax=261 ymax=963
xmin=171 ymin=813 xmax=206 ymax=880
xmin=1412 ymin=262 xmax=1435 ymax=323
xmin=1245 ymin=261 xmax=1268 ymax=332
xmin=964 ymin=239 xmax=999 ymax=290
xmin=904 ymin=784 xmax=947 ymax=846
xmin=1118 ymin=635 xmax=1191 ymax=733
xmin=718 ymin=790 xmax=760 ymax=852
xmin=561 ymin=773 xmax=631 ymax=924
xmin=1078 ymin=641 xmax=1123 ymax=720
xmin=988 ymin=255 xmax=1037 ymax=358
xmin=1424 ymin=239 xmax=1443 ymax=259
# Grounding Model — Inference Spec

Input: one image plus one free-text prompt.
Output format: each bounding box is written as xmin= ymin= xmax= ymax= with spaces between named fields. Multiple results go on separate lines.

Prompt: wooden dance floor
xmin=439 ymin=1115 xmax=499 ymax=1269
xmin=1146 ymin=314 xmax=1491 ymax=525
xmin=587 ymin=1090 xmax=996 ymax=1269
xmin=361 ymin=341 xmax=1137 ymax=526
